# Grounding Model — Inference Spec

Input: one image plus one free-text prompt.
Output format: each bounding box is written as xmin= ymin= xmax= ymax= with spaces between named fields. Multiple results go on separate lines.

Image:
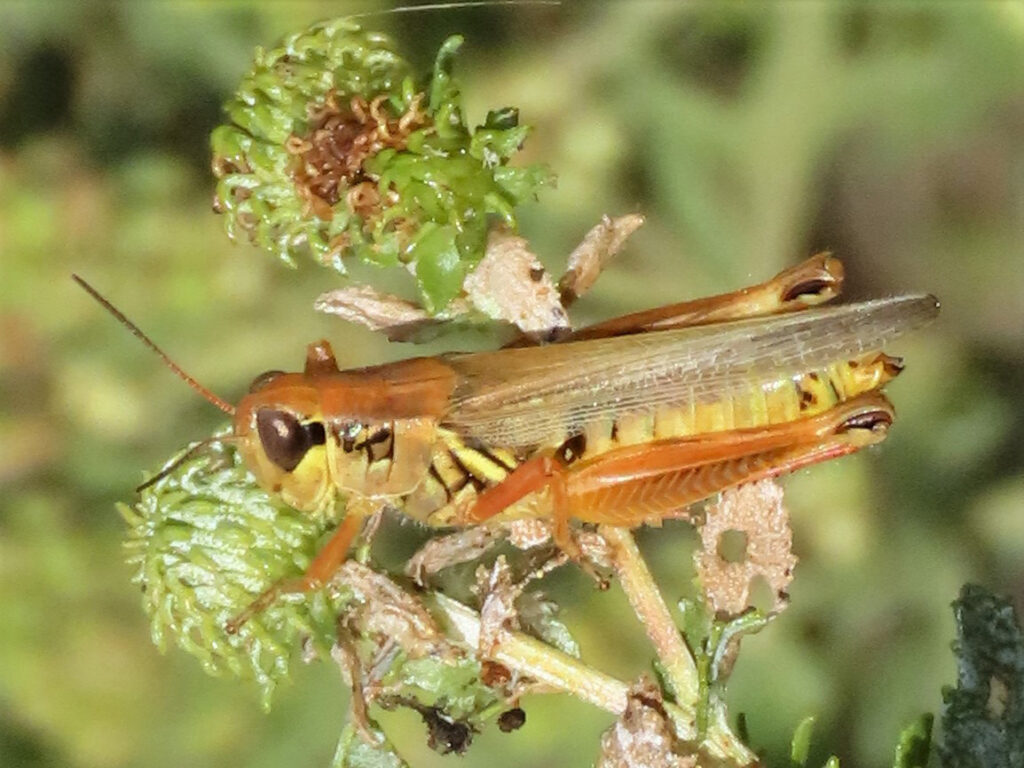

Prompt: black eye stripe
xmin=255 ymin=409 xmax=325 ymax=472
xmin=306 ymin=421 xmax=326 ymax=446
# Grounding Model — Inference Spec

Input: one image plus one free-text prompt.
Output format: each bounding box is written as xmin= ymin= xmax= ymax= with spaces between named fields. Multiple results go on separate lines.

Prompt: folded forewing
xmin=443 ymin=294 xmax=938 ymax=448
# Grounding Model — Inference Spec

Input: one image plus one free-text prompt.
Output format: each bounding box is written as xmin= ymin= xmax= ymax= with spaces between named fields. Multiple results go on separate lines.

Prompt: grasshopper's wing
xmin=443 ymin=294 xmax=938 ymax=448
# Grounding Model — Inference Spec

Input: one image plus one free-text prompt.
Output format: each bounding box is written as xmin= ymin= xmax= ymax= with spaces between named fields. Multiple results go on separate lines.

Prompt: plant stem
xmin=599 ymin=526 xmax=756 ymax=763
xmin=599 ymin=526 xmax=699 ymax=709
xmin=428 ymin=592 xmax=756 ymax=764
xmin=431 ymin=592 xmax=629 ymax=713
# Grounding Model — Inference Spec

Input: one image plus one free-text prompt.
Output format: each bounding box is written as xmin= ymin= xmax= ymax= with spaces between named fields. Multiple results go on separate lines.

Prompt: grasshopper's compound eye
xmin=249 ymin=370 xmax=286 ymax=393
xmin=256 ymin=408 xmax=326 ymax=472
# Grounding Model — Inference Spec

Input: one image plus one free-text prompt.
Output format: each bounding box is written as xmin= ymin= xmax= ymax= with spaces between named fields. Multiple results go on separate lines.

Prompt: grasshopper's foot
xmin=225 ymin=576 xmax=321 ymax=634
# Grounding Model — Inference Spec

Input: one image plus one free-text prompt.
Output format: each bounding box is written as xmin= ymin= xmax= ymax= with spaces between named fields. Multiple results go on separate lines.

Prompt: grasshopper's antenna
xmin=347 ymin=0 xmax=560 ymax=20
xmin=136 ymin=434 xmax=239 ymax=492
xmin=72 ymin=274 xmax=236 ymax=415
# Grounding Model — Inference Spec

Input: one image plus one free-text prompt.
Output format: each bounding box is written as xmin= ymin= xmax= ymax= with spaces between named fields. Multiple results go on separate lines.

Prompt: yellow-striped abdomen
xmin=408 ymin=352 xmax=901 ymax=526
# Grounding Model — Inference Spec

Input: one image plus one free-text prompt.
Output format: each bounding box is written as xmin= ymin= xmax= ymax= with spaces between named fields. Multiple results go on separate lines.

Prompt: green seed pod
xmin=211 ymin=19 xmax=553 ymax=314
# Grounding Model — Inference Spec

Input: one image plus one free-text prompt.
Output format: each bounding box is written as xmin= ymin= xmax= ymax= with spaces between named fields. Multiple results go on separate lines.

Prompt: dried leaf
xmin=476 ymin=557 xmax=522 ymax=657
xmin=406 ymin=527 xmax=503 ymax=585
xmin=315 ymin=214 xmax=641 ymax=343
xmin=464 ymin=228 xmax=570 ymax=340
xmin=313 ymin=285 xmax=464 ymax=341
xmin=503 ymin=518 xmax=555 ymax=550
xmin=333 ymin=560 xmax=455 ymax=662
xmin=559 ymin=214 xmax=645 ymax=304
xmin=332 ymin=638 xmax=378 ymax=746
xmin=517 ymin=590 xmax=580 ymax=659
xmin=695 ymin=480 xmax=797 ymax=617
xmin=597 ymin=679 xmax=697 ymax=768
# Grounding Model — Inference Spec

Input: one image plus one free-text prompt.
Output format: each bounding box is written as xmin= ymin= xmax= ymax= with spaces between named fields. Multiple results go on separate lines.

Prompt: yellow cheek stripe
xmin=279 ymin=443 xmax=334 ymax=517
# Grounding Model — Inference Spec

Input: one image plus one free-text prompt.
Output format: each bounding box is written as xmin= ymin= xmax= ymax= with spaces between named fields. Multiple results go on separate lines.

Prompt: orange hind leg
xmin=464 ymin=393 xmax=893 ymax=539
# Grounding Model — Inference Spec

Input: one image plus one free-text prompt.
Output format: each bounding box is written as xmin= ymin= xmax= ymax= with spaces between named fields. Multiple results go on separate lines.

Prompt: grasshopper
xmin=74 ymin=254 xmax=938 ymax=630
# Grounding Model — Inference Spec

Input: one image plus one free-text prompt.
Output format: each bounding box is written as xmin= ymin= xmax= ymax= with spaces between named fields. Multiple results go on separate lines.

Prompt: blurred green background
xmin=1 ymin=2 xmax=1022 ymax=766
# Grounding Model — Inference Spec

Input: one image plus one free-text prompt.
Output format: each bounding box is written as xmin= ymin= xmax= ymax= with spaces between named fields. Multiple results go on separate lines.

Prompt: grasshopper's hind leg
xmin=566 ymin=253 xmax=845 ymax=341
xmin=463 ymin=394 xmax=893 ymax=546
xmin=565 ymin=394 xmax=894 ymax=527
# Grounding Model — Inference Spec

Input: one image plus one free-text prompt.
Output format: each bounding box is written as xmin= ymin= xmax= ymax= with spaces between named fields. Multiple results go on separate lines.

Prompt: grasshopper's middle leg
xmin=464 ymin=452 xmax=578 ymax=556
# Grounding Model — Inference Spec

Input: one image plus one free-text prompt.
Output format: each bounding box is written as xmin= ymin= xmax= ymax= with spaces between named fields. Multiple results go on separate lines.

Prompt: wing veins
xmin=443 ymin=294 xmax=938 ymax=447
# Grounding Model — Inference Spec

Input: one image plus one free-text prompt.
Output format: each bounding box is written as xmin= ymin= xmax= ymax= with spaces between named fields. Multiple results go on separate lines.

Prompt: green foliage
xmin=892 ymin=714 xmax=932 ymax=768
xmin=210 ymin=17 xmax=552 ymax=313
xmin=790 ymin=716 xmax=816 ymax=766
xmin=332 ymin=723 xmax=407 ymax=768
xmin=939 ymin=585 xmax=1024 ymax=768
xmin=678 ymin=597 xmax=773 ymax=739
xmin=120 ymin=433 xmax=350 ymax=708
xmin=121 ymin=432 xmax=525 ymax=751
xmin=3 ymin=3 xmax=1023 ymax=767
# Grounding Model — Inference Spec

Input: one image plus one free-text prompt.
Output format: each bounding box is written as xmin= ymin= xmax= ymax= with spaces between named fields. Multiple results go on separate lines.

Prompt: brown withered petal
xmin=559 ymin=214 xmax=646 ymax=306
xmin=289 ymin=92 xmax=429 ymax=215
xmin=332 ymin=560 xmax=457 ymax=662
xmin=475 ymin=557 xmax=521 ymax=658
xmin=695 ymin=480 xmax=798 ymax=617
xmin=405 ymin=526 xmax=503 ymax=585
xmin=597 ymin=678 xmax=698 ymax=768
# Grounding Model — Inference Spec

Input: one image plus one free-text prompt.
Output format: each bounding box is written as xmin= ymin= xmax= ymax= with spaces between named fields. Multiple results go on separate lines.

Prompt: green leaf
xmin=332 ymin=723 xmax=408 ymax=768
xmin=428 ymin=35 xmax=466 ymax=137
xmin=790 ymin=715 xmax=816 ymax=766
xmin=412 ymin=223 xmax=464 ymax=313
xmin=939 ymin=584 xmax=1024 ymax=768
xmin=893 ymin=713 xmax=933 ymax=768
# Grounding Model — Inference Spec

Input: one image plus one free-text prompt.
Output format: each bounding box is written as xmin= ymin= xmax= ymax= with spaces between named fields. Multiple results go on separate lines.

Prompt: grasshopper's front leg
xmin=566 ymin=252 xmax=844 ymax=341
xmin=226 ymin=504 xmax=369 ymax=634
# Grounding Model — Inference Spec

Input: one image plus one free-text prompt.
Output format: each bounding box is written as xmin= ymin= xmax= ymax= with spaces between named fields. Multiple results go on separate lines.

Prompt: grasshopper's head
xmin=73 ymin=274 xmax=444 ymax=512
xmin=233 ymin=342 xmax=339 ymax=514
xmin=238 ymin=341 xmax=455 ymax=508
